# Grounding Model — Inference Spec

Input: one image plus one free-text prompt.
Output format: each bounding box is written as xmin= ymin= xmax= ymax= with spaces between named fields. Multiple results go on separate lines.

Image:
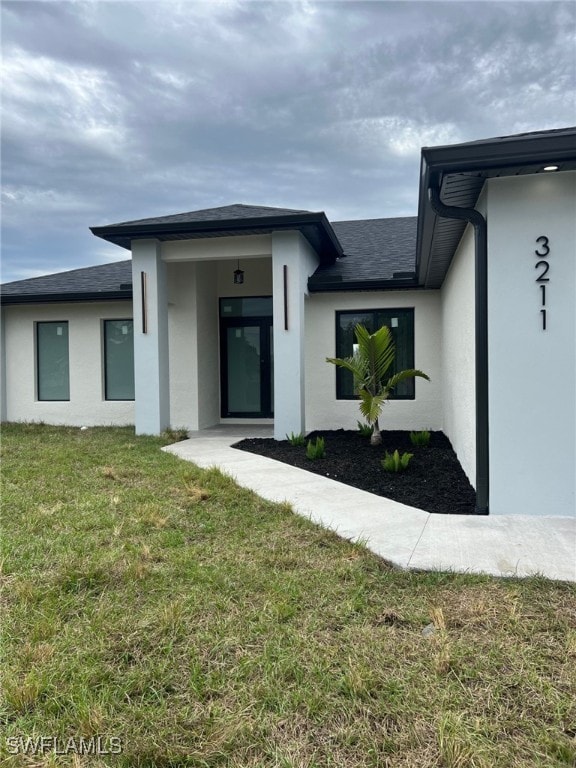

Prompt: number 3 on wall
xmin=535 ymin=236 xmax=550 ymax=330
xmin=535 ymin=235 xmax=550 ymax=258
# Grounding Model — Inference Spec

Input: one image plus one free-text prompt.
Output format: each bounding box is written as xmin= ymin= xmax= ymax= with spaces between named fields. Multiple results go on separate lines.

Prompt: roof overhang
xmin=416 ymin=128 xmax=576 ymax=288
xmin=91 ymin=212 xmax=344 ymax=265
xmin=308 ymin=275 xmax=419 ymax=293
xmin=0 ymin=289 xmax=133 ymax=306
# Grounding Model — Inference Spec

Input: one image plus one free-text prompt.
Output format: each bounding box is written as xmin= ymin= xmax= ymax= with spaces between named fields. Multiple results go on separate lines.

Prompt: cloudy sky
xmin=2 ymin=0 xmax=575 ymax=283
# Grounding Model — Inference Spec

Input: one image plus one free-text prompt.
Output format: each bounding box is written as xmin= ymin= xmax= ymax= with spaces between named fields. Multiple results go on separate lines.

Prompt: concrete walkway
xmin=163 ymin=427 xmax=576 ymax=583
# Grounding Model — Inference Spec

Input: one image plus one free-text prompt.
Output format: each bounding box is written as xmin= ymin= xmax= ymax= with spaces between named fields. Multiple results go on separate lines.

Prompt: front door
xmin=220 ymin=297 xmax=273 ymax=418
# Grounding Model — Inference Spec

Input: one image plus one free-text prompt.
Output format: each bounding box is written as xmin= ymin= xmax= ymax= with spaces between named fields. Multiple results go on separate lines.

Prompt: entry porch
xmin=131 ymin=230 xmax=322 ymax=440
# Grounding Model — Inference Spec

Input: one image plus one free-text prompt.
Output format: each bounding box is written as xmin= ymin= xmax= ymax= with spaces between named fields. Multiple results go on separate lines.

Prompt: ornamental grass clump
xmin=286 ymin=432 xmax=306 ymax=446
xmin=382 ymin=449 xmax=413 ymax=472
xmin=357 ymin=421 xmax=373 ymax=439
xmin=327 ymin=324 xmax=429 ymax=446
xmin=306 ymin=436 xmax=325 ymax=460
xmin=410 ymin=430 xmax=431 ymax=447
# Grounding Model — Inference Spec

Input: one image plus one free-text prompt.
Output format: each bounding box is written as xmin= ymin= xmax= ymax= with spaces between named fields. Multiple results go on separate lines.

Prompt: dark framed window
xmin=335 ymin=308 xmax=415 ymax=400
xmin=219 ymin=297 xmax=273 ymax=318
xmin=104 ymin=320 xmax=134 ymax=400
xmin=37 ymin=321 xmax=70 ymax=401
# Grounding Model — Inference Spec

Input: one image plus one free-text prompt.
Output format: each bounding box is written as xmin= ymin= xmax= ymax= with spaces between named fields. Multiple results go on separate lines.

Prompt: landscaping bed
xmin=235 ymin=429 xmax=476 ymax=514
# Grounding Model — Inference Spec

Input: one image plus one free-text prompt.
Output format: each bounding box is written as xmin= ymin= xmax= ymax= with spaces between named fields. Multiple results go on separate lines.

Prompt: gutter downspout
xmin=428 ymin=185 xmax=489 ymax=515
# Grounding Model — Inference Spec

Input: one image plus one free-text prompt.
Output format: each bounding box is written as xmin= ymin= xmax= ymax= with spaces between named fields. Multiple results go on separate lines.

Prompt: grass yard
xmin=1 ymin=424 xmax=575 ymax=768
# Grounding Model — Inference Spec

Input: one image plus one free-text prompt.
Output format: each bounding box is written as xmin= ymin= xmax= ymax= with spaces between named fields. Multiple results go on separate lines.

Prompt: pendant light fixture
xmin=233 ymin=260 xmax=244 ymax=284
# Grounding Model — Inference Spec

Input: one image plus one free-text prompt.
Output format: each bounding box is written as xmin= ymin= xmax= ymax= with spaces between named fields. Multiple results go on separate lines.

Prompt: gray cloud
xmin=1 ymin=0 xmax=574 ymax=282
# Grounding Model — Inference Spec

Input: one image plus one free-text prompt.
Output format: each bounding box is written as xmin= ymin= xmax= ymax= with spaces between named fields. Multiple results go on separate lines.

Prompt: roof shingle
xmin=1 ymin=214 xmax=419 ymax=300
xmin=1 ymin=260 xmax=132 ymax=302
xmin=309 ymin=217 xmax=417 ymax=288
xmin=102 ymin=203 xmax=312 ymax=228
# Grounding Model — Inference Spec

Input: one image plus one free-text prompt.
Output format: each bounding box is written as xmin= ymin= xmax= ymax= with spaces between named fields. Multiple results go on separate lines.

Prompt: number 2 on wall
xmin=535 ymin=236 xmax=550 ymax=330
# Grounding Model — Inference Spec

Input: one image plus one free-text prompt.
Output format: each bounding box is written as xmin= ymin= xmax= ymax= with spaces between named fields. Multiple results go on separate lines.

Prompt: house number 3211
xmin=535 ymin=235 xmax=550 ymax=330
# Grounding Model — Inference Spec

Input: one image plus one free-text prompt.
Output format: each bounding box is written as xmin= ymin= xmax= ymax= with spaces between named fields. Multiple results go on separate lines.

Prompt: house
xmin=2 ymin=128 xmax=575 ymax=517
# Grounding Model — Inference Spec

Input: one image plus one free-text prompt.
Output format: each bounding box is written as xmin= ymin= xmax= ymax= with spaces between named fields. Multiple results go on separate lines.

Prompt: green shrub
xmin=327 ymin=323 xmax=430 ymax=446
xmin=382 ymin=449 xmax=413 ymax=472
xmin=306 ymin=436 xmax=326 ymax=460
xmin=286 ymin=432 xmax=306 ymax=446
xmin=357 ymin=421 xmax=373 ymax=438
xmin=410 ymin=430 xmax=431 ymax=446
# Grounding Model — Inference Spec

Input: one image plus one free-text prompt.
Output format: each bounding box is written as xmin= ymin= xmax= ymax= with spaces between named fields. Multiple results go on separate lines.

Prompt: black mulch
xmin=234 ymin=430 xmax=476 ymax=515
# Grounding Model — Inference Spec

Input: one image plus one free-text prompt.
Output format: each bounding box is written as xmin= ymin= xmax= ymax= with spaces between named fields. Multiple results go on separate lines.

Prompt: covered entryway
xmin=91 ymin=204 xmax=343 ymax=438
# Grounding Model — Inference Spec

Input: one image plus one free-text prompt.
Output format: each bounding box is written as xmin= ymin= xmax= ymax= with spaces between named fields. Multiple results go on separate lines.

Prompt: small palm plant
xmin=327 ymin=324 xmax=430 ymax=446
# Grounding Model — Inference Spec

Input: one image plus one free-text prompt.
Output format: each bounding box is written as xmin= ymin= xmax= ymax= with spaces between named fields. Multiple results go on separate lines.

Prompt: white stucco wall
xmin=163 ymin=234 xmax=271 ymax=262
xmin=272 ymin=231 xmax=320 ymax=439
xmin=132 ymin=239 xmax=170 ymax=434
xmin=305 ymin=290 xmax=442 ymax=432
xmin=196 ymin=262 xmax=220 ymax=429
xmin=3 ymin=301 xmax=134 ymax=426
xmin=1 ymin=307 xmax=7 ymax=422
xmin=487 ymin=171 xmax=576 ymax=516
xmin=216 ymin=258 xmax=272 ymax=297
xmin=167 ymin=262 xmax=200 ymax=429
xmin=440 ymin=222 xmax=477 ymax=485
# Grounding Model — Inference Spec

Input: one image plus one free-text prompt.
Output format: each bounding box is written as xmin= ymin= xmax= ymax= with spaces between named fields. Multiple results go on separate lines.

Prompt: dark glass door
xmin=220 ymin=299 xmax=273 ymax=418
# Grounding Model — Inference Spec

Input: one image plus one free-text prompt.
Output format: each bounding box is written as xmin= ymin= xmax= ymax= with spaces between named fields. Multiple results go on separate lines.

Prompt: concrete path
xmin=163 ymin=427 xmax=576 ymax=583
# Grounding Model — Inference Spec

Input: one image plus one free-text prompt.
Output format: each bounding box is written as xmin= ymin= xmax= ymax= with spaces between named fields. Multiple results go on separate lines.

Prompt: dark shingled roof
xmin=103 ymin=203 xmax=312 ymax=228
xmin=1 ymin=215 xmax=419 ymax=302
xmin=90 ymin=202 xmax=343 ymax=263
xmin=1 ymin=260 xmax=132 ymax=304
xmin=308 ymin=217 xmax=418 ymax=291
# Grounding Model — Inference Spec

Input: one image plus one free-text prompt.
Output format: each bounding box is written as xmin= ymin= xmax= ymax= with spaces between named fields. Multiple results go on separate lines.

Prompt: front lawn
xmin=1 ymin=424 xmax=575 ymax=767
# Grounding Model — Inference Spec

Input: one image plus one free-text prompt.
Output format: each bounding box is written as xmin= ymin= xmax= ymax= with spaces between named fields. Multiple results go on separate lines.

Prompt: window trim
xmin=334 ymin=308 xmax=416 ymax=401
xmin=103 ymin=318 xmax=135 ymax=402
xmin=36 ymin=321 xmax=70 ymax=402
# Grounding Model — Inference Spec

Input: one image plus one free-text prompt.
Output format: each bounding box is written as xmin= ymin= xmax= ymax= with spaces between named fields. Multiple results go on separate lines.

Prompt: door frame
xmin=219 ymin=315 xmax=273 ymax=418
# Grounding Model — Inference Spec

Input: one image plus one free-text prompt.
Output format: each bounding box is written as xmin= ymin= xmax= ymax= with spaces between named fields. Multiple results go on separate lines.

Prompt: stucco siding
xmin=305 ymin=290 xmax=442 ymax=432
xmin=487 ymin=171 xmax=576 ymax=516
xmin=1 ymin=307 xmax=7 ymax=421
xmin=167 ymin=262 xmax=199 ymax=429
xmin=440 ymin=223 xmax=477 ymax=486
xmin=217 ymin=258 xmax=272 ymax=296
xmin=3 ymin=301 xmax=134 ymax=426
xmin=273 ymin=232 xmax=320 ymax=438
xmin=196 ymin=262 xmax=220 ymax=429
xmin=163 ymin=234 xmax=272 ymax=262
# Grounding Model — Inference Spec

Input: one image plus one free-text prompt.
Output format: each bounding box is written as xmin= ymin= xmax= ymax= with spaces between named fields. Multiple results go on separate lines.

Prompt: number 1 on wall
xmin=535 ymin=236 xmax=549 ymax=331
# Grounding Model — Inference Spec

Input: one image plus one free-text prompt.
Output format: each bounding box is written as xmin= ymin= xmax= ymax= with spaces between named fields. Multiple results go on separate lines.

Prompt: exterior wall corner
xmin=132 ymin=239 xmax=170 ymax=435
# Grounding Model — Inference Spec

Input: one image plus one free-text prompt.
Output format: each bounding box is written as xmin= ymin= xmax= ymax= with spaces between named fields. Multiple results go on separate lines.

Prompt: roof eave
xmin=416 ymin=129 xmax=576 ymax=287
xmin=91 ymin=212 xmax=344 ymax=264
xmin=308 ymin=277 xmax=420 ymax=293
xmin=421 ymin=130 xmax=576 ymax=174
xmin=1 ymin=290 xmax=133 ymax=306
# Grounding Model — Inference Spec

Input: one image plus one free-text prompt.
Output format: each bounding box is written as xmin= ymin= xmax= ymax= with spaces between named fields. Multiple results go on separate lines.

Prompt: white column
xmin=131 ymin=239 xmax=170 ymax=434
xmin=0 ymin=307 xmax=7 ymax=422
xmin=487 ymin=172 xmax=576 ymax=516
xmin=272 ymin=231 xmax=319 ymax=440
